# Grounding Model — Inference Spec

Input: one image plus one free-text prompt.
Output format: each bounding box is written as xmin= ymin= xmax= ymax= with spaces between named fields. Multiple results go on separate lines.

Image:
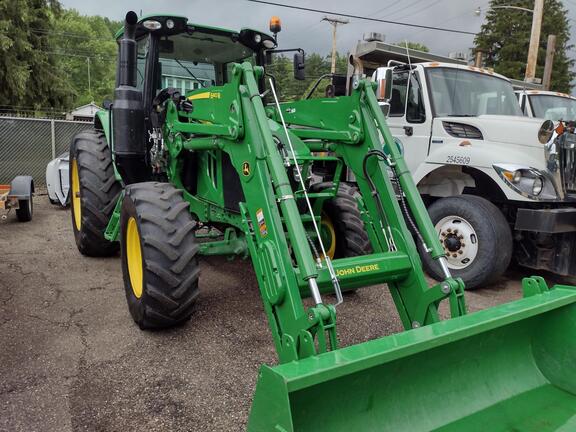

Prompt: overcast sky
xmin=60 ymin=0 xmax=576 ymax=62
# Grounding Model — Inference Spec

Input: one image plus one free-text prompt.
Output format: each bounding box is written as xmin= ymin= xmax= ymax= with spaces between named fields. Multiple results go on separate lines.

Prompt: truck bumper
xmin=515 ymin=207 xmax=576 ymax=276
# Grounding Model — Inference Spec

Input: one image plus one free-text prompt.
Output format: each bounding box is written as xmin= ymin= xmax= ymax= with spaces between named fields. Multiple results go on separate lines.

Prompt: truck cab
xmin=361 ymin=59 xmax=576 ymax=288
xmin=516 ymin=89 xmax=576 ymax=121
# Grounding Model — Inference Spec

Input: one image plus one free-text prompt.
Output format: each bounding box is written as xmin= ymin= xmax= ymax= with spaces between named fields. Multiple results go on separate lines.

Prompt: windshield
xmin=426 ymin=67 xmax=522 ymax=117
xmin=529 ymin=95 xmax=576 ymax=121
xmin=137 ymin=30 xmax=255 ymax=94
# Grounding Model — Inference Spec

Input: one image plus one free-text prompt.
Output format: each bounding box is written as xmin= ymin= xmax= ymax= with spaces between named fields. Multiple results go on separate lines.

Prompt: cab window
xmin=389 ymin=70 xmax=426 ymax=123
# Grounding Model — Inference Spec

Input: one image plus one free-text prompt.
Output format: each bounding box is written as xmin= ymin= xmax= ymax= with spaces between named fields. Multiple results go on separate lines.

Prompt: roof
xmin=516 ymin=90 xmax=576 ymax=100
xmin=70 ymin=102 xmax=101 ymax=117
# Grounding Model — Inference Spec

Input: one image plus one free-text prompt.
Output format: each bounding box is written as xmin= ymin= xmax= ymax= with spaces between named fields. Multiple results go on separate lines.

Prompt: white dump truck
xmin=516 ymin=89 xmax=576 ymax=121
xmin=348 ymin=54 xmax=576 ymax=288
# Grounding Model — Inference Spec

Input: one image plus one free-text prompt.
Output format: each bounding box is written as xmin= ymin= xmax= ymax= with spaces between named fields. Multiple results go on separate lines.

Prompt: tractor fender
xmin=9 ymin=176 xmax=34 ymax=200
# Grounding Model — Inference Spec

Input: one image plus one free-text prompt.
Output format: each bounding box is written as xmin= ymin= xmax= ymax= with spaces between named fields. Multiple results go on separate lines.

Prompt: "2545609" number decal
xmin=446 ymin=155 xmax=471 ymax=165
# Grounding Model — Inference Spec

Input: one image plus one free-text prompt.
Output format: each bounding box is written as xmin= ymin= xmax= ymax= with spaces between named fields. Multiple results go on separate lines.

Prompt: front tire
xmin=69 ymin=129 xmax=121 ymax=256
xmin=421 ymin=195 xmax=512 ymax=289
xmin=120 ymin=182 xmax=200 ymax=329
xmin=314 ymin=182 xmax=371 ymax=259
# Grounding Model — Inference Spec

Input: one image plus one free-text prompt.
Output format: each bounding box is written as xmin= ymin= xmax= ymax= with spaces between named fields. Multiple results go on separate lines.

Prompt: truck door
xmin=386 ymin=69 xmax=431 ymax=172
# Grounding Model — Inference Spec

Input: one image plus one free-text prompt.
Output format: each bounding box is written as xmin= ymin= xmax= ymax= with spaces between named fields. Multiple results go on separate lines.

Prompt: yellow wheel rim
xmin=321 ymin=213 xmax=336 ymax=260
xmin=71 ymin=159 xmax=82 ymax=230
xmin=126 ymin=217 xmax=144 ymax=298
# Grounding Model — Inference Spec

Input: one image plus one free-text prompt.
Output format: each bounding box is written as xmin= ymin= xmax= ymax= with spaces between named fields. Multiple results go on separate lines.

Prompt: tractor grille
xmin=442 ymin=122 xmax=483 ymax=139
xmin=559 ymin=133 xmax=576 ymax=194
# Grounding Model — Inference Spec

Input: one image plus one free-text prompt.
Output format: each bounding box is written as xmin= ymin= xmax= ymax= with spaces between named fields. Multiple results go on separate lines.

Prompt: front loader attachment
xmin=249 ymin=282 xmax=576 ymax=432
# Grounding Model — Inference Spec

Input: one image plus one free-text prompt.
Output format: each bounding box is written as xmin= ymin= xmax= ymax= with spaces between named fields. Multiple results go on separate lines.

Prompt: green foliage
xmin=51 ymin=9 xmax=117 ymax=107
xmin=474 ymin=0 xmax=575 ymax=92
xmin=0 ymin=0 xmax=72 ymax=112
xmin=392 ymin=41 xmax=430 ymax=52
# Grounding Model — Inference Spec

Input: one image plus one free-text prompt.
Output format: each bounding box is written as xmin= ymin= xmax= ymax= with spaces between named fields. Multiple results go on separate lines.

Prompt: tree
xmin=475 ymin=0 xmax=574 ymax=92
xmin=0 ymin=0 xmax=72 ymax=112
xmin=392 ymin=41 xmax=430 ymax=52
xmin=51 ymin=9 xmax=117 ymax=107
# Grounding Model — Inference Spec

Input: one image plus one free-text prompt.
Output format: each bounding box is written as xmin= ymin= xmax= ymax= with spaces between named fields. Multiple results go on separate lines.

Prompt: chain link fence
xmin=0 ymin=116 xmax=92 ymax=186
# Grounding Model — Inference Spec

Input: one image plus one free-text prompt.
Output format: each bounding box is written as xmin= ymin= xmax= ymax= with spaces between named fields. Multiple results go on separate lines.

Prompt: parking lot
xmin=1 ymin=193 xmax=572 ymax=432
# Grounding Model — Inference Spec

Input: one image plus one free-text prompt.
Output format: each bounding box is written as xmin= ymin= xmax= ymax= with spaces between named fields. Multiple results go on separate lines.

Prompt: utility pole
xmin=86 ymin=57 xmax=92 ymax=99
xmin=542 ymin=34 xmax=556 ymax=90
xmin=525 ymin=0 xmax=544 ymax=82
xmin=322 ymin=16 xmax=349 ymax=74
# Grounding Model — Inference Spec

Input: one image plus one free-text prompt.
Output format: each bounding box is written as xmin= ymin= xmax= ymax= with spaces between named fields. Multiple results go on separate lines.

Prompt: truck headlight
xmin=493 ymin=164 xmax=557 ymax=200
xmin=532 ymin=177 xmax=543 ymax=195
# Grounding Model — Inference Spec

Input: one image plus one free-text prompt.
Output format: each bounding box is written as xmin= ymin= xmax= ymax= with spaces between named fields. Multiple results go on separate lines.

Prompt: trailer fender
xmin=9 ymin=176 xmax=34 ymax=200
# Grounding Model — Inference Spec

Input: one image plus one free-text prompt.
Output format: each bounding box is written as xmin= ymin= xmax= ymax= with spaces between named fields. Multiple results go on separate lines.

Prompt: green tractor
xmin=70 ymin=11 xmax=576 ymax=431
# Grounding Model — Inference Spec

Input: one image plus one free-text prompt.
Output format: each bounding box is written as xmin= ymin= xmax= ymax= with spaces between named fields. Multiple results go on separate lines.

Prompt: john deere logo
xmin=242 ymin=162 xmax=251 ymax=176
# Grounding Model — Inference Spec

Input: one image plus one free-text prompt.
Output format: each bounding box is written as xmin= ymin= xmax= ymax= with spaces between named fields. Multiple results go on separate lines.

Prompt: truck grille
xmin=559 ymin=133 xmax=576 ymax=194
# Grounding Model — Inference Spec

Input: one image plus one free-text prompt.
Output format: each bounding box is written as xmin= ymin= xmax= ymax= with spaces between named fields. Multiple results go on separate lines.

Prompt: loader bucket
xmin=248 ymin=285 xmax=576 ymax=432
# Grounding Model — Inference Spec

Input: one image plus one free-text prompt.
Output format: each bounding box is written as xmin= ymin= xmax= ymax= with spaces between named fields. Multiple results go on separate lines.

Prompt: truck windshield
xmin=529 ymin=95 xmax=576 ymax=121
xmin=426 ymin=67 xmax=522 ymax=117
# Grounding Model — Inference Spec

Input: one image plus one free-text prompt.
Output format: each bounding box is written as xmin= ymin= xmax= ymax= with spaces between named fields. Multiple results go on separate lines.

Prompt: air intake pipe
xmin=112 ymin=10 xmax=149 ymax=184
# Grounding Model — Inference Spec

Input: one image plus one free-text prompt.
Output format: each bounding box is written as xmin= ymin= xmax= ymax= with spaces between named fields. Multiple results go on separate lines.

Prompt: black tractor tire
xmin=313 ymin=182 xmax=371 ymax=259
xmin=69 ymin=129 xmax=121 ymax=257
xmin=421 ymin=195 xmax=512 ymax=289
xmin=120 ymin=182 xmax=200 ymax=330
xmin=16 ymin=197 xmax=32 ymax=222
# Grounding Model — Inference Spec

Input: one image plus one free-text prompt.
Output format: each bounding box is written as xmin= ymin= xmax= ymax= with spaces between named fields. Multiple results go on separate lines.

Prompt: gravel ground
xmin=0 ymin=193 xmax=573 ymax=431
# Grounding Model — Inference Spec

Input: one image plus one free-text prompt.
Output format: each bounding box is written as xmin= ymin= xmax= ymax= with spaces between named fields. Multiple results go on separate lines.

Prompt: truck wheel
xmin=120 ymin=182 xmax=200 ymax=329
xmin=421 ymin=195 xmax=512 ymax=289
xmin=16 ymin=197 xmax=32 ymax=222
xmin=314 ymin=182 xmax=371 ymax=258
xmin=69 ymin=130 xmax=121 ymax=257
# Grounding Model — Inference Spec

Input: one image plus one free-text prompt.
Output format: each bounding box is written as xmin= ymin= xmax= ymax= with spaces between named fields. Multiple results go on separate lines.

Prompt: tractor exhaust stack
xmin=112 ymin=10 xmax=148 ymax=184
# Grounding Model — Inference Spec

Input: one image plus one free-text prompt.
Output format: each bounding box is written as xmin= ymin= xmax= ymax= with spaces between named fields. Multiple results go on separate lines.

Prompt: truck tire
xmin=120 ymin=182 xmax=200 ymax=329
xmin=421 ymin=195 xmax=512 ymax=289
xmin=16 ymin=197 xmax=32 ymax=222
xmin=313 ymin=182 xmax=371 ymax=259
xmin=69 ymin=129 xmax=121 ymax=257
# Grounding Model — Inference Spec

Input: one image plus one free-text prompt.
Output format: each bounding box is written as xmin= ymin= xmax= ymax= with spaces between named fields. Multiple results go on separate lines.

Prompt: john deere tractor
xmin=70 ymin=11 xmax=576 ymax=431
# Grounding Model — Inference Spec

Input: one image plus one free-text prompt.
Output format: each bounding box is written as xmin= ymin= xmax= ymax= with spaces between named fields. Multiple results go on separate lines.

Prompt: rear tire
xmin=313 ymin=182 xmax=371 ymax=258
xmin=421 ymin=195 xmax=512 ymax=289
xmin=69 ymin=129 xmax=121 ymax=257
xmin=120 ymin=182 xmax=200 ymax=330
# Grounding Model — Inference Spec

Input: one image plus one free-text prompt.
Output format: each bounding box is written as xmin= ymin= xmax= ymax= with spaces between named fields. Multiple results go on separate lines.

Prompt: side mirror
xmin=293 ymin=51 xmax=305 ymax=81
xmin=378 ymin=69 xmax=393 ymax=101
xmin=265 ymin=51 xmax=273 ymax=65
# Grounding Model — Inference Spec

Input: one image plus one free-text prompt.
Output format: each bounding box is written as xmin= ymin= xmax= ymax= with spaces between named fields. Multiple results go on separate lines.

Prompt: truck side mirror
xmin=378 ymin=69 xmax=393 ymax=101
xmin=265 ymin=51 xmax=273 ymax=65
xmin=294 ymin=52 xmax=305 ymax=81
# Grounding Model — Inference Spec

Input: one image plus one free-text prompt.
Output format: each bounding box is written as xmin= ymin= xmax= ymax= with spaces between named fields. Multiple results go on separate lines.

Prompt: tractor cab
xmin=110 ymin=12 xmax=303 ymax=186
xmin=116 ymin=15 xmax=277 ymax=95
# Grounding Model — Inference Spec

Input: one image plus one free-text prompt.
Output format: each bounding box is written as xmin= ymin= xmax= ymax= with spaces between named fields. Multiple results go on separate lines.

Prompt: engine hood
xmin=436 ymin=115 xmax=545 ymax=148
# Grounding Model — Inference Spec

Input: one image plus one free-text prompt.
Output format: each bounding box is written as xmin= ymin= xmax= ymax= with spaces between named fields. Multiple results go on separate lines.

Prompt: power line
xmin=244 ymin=0 xmax=476 ymax=35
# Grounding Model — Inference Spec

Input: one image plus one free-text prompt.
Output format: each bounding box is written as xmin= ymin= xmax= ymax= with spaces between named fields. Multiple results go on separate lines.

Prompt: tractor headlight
xmin=166 ymin=19 xmax=175 ymax=29
xmin=493 ymin=164 xmax=558 ymax=200
xmin=254 ymin=34 xmax=262 ymax=43
xmin=142 ymin=20 xmax=162 ymax=30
